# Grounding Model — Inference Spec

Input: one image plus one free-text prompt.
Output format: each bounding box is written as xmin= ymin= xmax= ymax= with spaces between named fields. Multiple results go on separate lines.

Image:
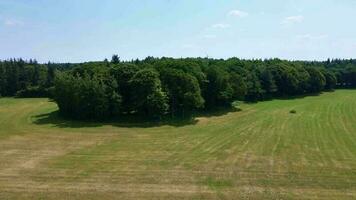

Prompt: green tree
xmin=204 ymin=66 xmax=234 ymax=108
xmin=245 ymin=71 xmax=264 ymax=102
xmin=0 ymin=64 xmax=5 ymax=96
xmin=258 ymin=68 xmax=277 ymax=98
xmin=322 ymin=71 xmax=337 ymax=90
xmin=305 ymin=67 xmax=326 ymax=93
xmin=270 ymin=63 xmax=299 ymax=95
xmin=103 ymin=76 xmax=122 ymax=117
xmin=54 ymin=72 xmax=116 ymax=120
xmin=111 ymin=54 xmax=120 ymax=64
xmin=45 ymin=63 xmax=56 ymax=88
xmin=229 ymin=72 xmax=247 ymax=100
xmin=129 ymin=68 xmax=168 ymax=117
xmin=110 ymin=64 xmax=140 ymax=111
xmin=161 ymin=69 xmax=204 ymax=116
xmin=5 ymin=61 xmax=19 ymax=95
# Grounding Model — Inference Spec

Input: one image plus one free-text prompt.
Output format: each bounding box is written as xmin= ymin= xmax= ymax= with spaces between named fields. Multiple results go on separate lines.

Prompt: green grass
xmin=1 ymin=90 xmax=356 ymax=199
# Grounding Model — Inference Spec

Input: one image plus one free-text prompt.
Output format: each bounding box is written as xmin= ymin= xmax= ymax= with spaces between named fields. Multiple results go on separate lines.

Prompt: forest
xmin=1 ymin=56 xmax=356 ymax=120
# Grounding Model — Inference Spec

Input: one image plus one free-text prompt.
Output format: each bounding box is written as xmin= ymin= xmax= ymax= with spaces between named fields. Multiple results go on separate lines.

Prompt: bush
xmin=290 ymin=109 xmax=297 ymax=114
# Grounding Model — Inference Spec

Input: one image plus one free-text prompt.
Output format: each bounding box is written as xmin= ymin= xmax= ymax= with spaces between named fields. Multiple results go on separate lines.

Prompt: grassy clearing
xmin=1 ymin=90 xmax=356 ymax=199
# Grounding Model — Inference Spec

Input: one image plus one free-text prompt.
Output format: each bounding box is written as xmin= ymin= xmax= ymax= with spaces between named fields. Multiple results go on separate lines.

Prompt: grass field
xmin=1 ymin=90 xmax=356 ymax=199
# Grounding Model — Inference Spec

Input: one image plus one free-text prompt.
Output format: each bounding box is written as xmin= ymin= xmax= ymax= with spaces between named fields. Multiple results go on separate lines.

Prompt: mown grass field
xmin=1 ymin=90 xmax=356 ymax=199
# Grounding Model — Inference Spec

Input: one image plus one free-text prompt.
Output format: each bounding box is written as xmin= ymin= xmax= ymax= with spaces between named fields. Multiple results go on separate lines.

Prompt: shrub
xmin=290 ymin=109 xmax=297 ymax=114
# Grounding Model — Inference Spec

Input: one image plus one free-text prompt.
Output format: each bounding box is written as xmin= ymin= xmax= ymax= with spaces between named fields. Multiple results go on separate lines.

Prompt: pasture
xmin=1 ymin=90 xmax=356 ymax=199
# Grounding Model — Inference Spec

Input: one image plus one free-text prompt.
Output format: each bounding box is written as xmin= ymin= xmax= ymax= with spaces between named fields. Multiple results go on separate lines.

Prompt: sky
xmin=0 ymin=0 xmax=356 ymax=63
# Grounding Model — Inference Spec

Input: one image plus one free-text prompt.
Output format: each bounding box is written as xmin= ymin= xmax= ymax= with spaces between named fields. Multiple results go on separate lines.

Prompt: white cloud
xmin=228 ymin=10 xmax=249 ymax=18
xmin=203 ymin=34 xmax=217 ymax=39
xmin=282 ymin=15 xmax=304 ymax=25
xmin=212 ymin=23 xmax=230 ymax=29
xmin=4 ymin=19 xmax=24 ymax=26
xmin=296 ymin=34 xmax=328 ymax=40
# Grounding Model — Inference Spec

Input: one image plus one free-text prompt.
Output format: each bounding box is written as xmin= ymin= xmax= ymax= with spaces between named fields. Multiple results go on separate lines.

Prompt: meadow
xmin=1 ymin=90 xmax=356 ymax=199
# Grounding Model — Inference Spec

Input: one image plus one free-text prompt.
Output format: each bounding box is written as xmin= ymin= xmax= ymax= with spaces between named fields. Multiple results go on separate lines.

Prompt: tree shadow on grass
xmin=32 ymin=106 xmax=239 ymax=129
xmin=33 ymin=111 xmax=105 ymax=128
xmin=194 ymin=107 xmax=241 ymax=118
xmin=244 ymin=92 xmax=325 ymax=105
xmin=275 ymin=92 xmax=322 ymax=100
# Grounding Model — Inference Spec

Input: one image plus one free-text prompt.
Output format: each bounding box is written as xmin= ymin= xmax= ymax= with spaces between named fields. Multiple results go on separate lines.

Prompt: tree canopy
xmin=1 ymin=57 xmax=356 ymax=120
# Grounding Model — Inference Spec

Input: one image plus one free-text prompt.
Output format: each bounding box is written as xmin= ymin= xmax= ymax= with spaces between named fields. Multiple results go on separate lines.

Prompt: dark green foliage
xmin=305 ymin=67 xmax=326 ymax=93
xmin=0 ymin=65 xmax=6 ymax=96
xmin=54 ymin=72 xmax=122 ymax=120
xmin=111 ymin=54 xmax=120 ymax=64
xmin=229 ymin=72 xmax=247 ymax=100
xmin=204 ymin=66 xmax=234 ymax=107
xmin=3 ymin=57 xmax=356 ymax=121
xmin=129 ymin=68 xmax=168 ymax=117
xmin=323 ymin=71 xmax=337 ymax=90
xmin=16 ymin=86 xmax=50 ymax=98
xmin=258 ymin=68 xmax=277 ymax=99
xmin=105 ymin=78 xmax=122 ymax=117
xmin=294 ymin=65 xmax=311 ymax=94
xmin=110 ymin=64 xmax=140 ymax=111
xmin=0 ymin=59 xmax=55 ymax=97
xmin=270 ymin=63 xmax=300 ymax=95
xmin=161 ymin=68 xmax=204 ymax=116
xmin=45 ymin=63 xmax=56 ymax=87
xmin=245 ymin=71 xmax=264 ymax=102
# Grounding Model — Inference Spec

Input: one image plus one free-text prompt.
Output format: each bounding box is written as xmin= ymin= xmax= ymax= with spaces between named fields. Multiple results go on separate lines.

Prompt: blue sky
xmin=0 ymin=0 xmax=355 ymax=63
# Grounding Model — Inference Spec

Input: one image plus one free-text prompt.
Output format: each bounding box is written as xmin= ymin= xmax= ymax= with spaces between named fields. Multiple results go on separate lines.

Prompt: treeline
xmin=323 ymin=59 xmax=356 ymax=87
xmin=0 ymin=59 xmax=56 ymax=97
xmin=2 ymin=57 xmax=356 ymax=120
xmin=52 ymin=56 xmax=354 ymax=120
